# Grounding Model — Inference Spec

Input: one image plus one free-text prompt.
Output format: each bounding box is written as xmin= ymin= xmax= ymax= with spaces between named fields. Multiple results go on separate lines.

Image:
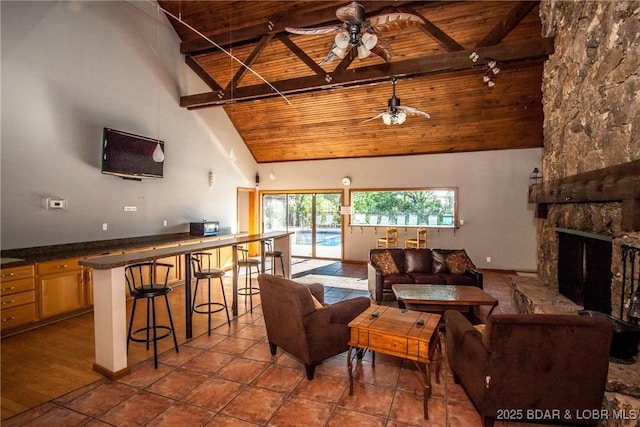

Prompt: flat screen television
xmin=101 ymin=128 xmax=164 ymax=180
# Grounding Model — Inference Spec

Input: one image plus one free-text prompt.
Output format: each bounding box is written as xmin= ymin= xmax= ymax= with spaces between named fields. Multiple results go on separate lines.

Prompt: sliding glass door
xmin=262 ymin=192 xmax=342 ymax=259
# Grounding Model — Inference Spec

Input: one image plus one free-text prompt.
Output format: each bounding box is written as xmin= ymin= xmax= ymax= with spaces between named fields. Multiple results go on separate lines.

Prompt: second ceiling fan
xmin=285 ymin=2 xmax=424 ymax=64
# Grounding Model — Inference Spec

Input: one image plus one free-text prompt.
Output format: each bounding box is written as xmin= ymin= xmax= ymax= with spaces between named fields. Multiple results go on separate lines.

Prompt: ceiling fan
xmin=285 ymin=2 xmax=424 ymax=64
xmin=363 ymin=76 xmax=430 ymax=125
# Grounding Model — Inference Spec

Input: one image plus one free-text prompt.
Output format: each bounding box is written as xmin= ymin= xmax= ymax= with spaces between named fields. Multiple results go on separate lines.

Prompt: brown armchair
xmin=445 ymin=310 xmax=613 ymax=427
xmin=258 ymin=274 xmax=370 ymax=380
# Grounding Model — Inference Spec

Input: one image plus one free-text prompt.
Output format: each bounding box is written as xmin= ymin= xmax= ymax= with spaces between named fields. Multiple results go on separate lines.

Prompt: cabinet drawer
xmin=37 ymin=258 xmax=81 ymax=275
xmin=1 ymin=290 xmax=35 ymax=308
xmin=0 ymin=277 xmax=35 ymax=296
xmin=1 ymin=303 xmax=37 ymax=330
xmin=1 ymin=265 xmax=35 ymax=281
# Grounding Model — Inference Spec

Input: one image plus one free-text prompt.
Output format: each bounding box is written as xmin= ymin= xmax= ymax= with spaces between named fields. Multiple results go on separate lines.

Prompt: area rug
xmin=294 ymin=274 xmax=368 ymax=291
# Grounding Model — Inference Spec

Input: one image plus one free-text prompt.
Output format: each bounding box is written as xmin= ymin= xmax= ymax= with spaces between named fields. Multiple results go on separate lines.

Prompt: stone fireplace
xmin=530 ymin=1 xmax=640 ymax=422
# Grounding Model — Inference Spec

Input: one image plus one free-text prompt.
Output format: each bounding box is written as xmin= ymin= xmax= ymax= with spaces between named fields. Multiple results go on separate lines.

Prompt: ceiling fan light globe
xmin=396 ymin=112 xmax=407 ymax=125
xmin=361 ymin=32 xmax=377 ymax=50
xmin=382 ymin=113 xmax=392 ymax=125
xmin=332 ymin=46 xmax=348 ymax=59
xmin=334 ymin=32 xmax=350 ymax=48
xmin=356 ymin=43 xmax=372 ymax=59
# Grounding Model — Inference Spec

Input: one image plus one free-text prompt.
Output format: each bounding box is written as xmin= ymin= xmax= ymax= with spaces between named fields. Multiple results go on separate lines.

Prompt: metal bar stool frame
xmin=191 ymin=252 xmax=230 ymax=334
xmin=125 ymin=262 xmax=179 ymax=369
xmin=236 ymin=247 xmax=261 ymax=313
xmin=265 ymin=240 xmax=285 ymax=277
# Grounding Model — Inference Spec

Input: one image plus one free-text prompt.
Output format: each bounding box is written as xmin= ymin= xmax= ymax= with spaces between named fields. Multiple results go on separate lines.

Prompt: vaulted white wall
xmin=1 ymin=1 xmax=256 ymax=249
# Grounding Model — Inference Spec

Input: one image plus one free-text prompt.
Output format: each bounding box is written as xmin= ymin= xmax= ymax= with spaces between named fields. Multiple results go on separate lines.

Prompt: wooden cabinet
xmin=1 ymin=265 xmax=37 ymax=330
xmin=37 ymin=258 xmax=85 ymax=319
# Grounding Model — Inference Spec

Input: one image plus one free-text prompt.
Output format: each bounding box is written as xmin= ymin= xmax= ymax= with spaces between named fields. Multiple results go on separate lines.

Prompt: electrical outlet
xmin=102 ymin=223 xmax=108 ymax=231
xmin=163 ymin=220 xmax=167 ymax=227
xmin=486 ymin=257 xmax=491 ymax=263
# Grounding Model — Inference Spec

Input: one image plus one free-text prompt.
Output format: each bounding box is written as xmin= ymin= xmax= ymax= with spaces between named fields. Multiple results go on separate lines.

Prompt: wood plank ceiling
xmin=158 ymin=1 xmax=553 ymax=163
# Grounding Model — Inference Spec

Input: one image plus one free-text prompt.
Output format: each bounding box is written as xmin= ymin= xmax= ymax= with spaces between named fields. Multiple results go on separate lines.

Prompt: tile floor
xmin=3 ymin=262 xmax=556 ymax=427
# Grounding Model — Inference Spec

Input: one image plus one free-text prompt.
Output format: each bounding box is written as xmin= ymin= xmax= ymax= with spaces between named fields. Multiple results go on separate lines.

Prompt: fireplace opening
xmin=557 ymin=228 xmax=612 ymax=314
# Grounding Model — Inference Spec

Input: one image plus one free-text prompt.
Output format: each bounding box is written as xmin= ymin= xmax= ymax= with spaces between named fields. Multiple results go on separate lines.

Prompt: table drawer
xmin=1 ymin=290 xmax=35 ymax=308
xmin=1 ymin=265 xmax=34 ymax=281
xmin=0 ymin=277 xmax=35 ymax=296
xmin=1 ymin=303 xmax=37 ymax=330
xmin=37 ymin=258 xmax=81 ymax=275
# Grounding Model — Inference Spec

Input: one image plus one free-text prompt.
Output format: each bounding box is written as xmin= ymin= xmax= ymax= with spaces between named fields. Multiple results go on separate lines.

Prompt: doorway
xmin=262 ymin=192 xmax=342 ymax=259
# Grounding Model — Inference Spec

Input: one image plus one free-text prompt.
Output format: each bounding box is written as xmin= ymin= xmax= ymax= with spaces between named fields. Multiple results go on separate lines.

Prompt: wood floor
xmin=1 ymin=280 xmax=247 ymax=420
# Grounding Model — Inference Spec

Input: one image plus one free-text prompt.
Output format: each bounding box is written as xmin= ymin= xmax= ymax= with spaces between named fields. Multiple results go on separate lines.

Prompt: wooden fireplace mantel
xmin=528 ymin=159 xmax=640 ymax=231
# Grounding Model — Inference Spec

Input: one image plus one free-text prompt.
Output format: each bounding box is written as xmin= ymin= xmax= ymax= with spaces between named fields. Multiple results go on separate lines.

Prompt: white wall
xmin=257 ymin=148 xmax=542 ymax=271
xmin=1 ymin=1 xmax=256 ymax=249
xmin=1 ymin=1 xmax=541 ymax=272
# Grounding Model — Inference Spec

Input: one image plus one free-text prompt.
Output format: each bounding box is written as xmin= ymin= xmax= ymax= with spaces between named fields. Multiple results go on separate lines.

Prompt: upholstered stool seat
xmin=237 ymin=247 xmax=261 ymax=313
xmin=191 ymin=252 xmax=230 ymax=334
xmin=125 ymin=262 xmax=179 ymax=369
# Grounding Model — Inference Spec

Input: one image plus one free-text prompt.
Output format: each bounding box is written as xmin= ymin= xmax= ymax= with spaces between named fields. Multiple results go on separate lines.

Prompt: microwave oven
xmin=189 ymin=221 xmax=220 ymax=236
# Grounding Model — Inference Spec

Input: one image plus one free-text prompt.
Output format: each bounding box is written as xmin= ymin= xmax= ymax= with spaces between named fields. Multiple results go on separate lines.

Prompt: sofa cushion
xmin=444 ymin=273 xmax=477 ymax=285
xmin=382 ymin=273 xmax=414 ymax=289
xmin=405 ymin=249 xmax=433 ymax=274
xmin=446 ymin=250 xmax=475 ymax=273
xmin=431 ymin=249 xmax=454 ymax=273
xmin=411 ymin=273 xmax=447 ymax=284
xmin=371 ymin=251 xmax=399 ymax=275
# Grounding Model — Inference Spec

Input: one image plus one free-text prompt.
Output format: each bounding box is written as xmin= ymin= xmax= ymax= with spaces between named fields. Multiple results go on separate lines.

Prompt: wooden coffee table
xmin=347 ymin=305 xmax=441 ymax=420
xmin=392 ymin=284 xmax=498 ymax=317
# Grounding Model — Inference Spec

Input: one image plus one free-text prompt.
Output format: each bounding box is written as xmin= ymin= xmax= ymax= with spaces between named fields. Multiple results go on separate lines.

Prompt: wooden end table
xmin=392 ymin=284 xmax=498 ymax=319
xmin=347 ymin=305 xmax=441 ymax=420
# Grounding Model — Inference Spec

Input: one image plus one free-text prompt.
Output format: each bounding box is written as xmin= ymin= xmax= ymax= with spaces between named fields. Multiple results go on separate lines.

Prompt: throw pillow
xmin=445 ymin=250 xmax=475 ymax=274
xmin=371 ymin=251 xmax=400 ymax=275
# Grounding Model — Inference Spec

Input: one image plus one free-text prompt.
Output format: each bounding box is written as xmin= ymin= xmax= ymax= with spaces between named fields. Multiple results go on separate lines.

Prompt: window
xmin=349 ymin=188 xmax=457 ymax=227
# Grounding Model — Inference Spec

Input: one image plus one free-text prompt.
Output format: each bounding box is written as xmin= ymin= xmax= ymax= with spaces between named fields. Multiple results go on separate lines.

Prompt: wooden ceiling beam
xmin=177 ymin=1 xmax=430 ymax=55
xmin=399 ymin=7 xmax=465 ymax=52
xmin=476 ymin=1 xmax=538 ymax=48
xmin=181 ymin=37 xmax=554 ymax=109
xmin=185 ymin=55 xmax=224 ymax=92
xmin=276 ymin=33 xmax=326 ymax=76
xmin=225 ymin=33 xmax=274 ymax=94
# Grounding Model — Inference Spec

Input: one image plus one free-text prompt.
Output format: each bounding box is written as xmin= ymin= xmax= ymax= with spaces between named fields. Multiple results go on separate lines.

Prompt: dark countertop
xmin=0 ymin=230 xmax=236 ymax=268
xmin=80 ymin=231 xmax=293 ymax=270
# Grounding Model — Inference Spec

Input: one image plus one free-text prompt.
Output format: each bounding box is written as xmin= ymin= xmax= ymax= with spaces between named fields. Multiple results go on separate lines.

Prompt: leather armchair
xmin=445 ymin=310 xmax=613 ymax=427
xmin=258 ymin=274 xmax=370 ymax=380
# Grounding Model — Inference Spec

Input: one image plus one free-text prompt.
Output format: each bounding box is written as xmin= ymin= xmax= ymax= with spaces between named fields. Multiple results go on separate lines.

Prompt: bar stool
xmin=236 ymin=247 xmax=261 ymax=313
xmin=265 ymin=240 xmax=285 ymax=277
xmin=191 ymin=252 xmax=230 ymax=334
xmin=125 ymin=262 xmax=179 ymax=369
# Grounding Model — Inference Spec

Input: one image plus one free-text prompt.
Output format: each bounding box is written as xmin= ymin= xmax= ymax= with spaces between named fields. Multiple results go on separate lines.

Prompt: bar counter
xmin=79 ymin=231 xmax=292 ymax=379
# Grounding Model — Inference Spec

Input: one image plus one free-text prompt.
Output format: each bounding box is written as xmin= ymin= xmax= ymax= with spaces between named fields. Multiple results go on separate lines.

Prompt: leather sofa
xmin=445 ymin=310 xmax=613 ymax=427
xmin=367 ymin=248 xmax=483 ymax=303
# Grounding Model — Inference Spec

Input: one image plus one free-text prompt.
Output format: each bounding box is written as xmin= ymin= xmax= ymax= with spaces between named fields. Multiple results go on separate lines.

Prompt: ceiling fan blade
xmin=285 ymin=25 xmax=343 ymax=35
xmin=370 ymin=36 xmax=392 ymax=62
xmin=398 ymin=106 xmax=431 ymax=119
xmin=361 ymin=111 xmax=386 ymax=123
xmin=368 ymin=12 xmax=424 ymax=32
xmin=336 ymin=2 xmax=366 ymax=25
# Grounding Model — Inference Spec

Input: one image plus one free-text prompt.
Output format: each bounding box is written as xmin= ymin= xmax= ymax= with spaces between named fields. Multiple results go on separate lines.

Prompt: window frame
xmin=347 ymin=187 xmax=459 ymax=228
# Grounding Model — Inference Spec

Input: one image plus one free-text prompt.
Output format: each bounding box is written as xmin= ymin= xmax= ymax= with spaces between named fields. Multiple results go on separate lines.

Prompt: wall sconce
xmin=255 ymin=172 xmax=260 ymax=189
xmin=529 ymin=167 xmax=542 ymax=185
xmin=208 ymin=171 xmax=216 ymax=189
xmin=268 ymin=167 xmax=276 ymax=181
xmin=228 ymin=148 xmax=237 ymax=162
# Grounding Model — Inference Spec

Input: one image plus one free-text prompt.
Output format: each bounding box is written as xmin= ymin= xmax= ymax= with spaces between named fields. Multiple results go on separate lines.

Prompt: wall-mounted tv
xmin=102 ymin=128 xmax=164 ymax=180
